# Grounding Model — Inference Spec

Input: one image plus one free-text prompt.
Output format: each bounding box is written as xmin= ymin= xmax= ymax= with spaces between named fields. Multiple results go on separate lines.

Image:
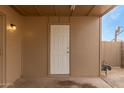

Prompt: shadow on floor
xmin=58 ymin=80 xmax=97 ymax=88
xmin=8 ymin=79 xmax=97 ymax=88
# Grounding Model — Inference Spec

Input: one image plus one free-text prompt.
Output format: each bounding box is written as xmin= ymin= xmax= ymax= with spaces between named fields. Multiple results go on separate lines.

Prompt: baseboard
xmin=4 ymin=82 xmax=13 ymax=88
xmin=0 ymin=83 xmax=3 ymax=88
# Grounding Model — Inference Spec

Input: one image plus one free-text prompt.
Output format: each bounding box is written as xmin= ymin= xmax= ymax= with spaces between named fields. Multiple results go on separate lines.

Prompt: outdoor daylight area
xmin=101 ymin=5 xmax=124 ymax=87
xmin=102 ymin=5 xmax=124 ymax=41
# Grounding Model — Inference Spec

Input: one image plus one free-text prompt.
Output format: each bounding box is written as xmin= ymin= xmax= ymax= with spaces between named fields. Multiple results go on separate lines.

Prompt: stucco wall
xmin=0 ymin=6 xmax=22 ymax=85
xmin=22 ymin=16 xmax=100 ymax=78
xmin=0 ymin=5 xmax=101 ymax=82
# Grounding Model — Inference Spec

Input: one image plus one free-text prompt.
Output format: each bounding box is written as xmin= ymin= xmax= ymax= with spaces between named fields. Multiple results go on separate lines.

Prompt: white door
xmin=50 ymin=25 xmax=70 ymax=74
xmin=0 ymin=15 xmax=3 ymax=86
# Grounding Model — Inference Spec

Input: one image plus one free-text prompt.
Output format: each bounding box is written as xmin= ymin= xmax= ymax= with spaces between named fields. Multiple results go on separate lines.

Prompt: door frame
xmin=47 ymin=24 xmax=71 ymax=77
xmin=99 ymin=17 xmax=102 ymax=77
xmin=0 ymin=12 xmax=6 ymax=87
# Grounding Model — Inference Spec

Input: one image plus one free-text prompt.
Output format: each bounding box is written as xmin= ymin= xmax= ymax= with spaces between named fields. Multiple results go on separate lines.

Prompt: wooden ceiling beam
xmin=87 ymin=5 xmax=116 ymax=16
xmin=10 ymin=5 xmax=27 ymax=16
xmin=34 ymin=6 xmax=42 ymax=16
xmin=53 ymin=6 xmax=57 ymax=16
xmin=100 ymin=5 xmax=116 ymax=17
xmin=10 ymin=5 xmax=116 ymax=17
xmin=87 ymin=5 xmax=96 ymax=16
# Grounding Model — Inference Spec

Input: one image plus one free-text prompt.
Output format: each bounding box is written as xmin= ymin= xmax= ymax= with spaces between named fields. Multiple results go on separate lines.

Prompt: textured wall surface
xmin=22 ymin=16 xmax=100 ymax=78
xmin=101 ymin=41 xmax=121 ymax=67
xmin=0 ymin=6 xmax=22 ymax=85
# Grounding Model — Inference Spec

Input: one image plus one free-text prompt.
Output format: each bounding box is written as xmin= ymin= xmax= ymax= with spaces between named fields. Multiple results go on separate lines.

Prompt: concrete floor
xmin=101 ymin=67 xmax=124 ymax=88
xmin=7 ymin=77 xmax=111 ymax=88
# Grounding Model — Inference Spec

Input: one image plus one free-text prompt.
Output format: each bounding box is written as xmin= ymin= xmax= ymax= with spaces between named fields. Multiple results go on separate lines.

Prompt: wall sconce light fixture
xmin=8 ymin=24 xmax=16 ymax=32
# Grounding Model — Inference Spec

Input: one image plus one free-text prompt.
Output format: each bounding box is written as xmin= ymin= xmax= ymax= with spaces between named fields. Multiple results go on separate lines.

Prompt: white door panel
xmin=50 ymin=25 xmax=70 ymax=74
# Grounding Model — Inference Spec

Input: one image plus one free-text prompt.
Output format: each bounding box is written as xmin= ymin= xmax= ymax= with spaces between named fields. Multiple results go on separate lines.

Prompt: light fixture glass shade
xmin=8 ymin=24 xmax=16 ymax=32
xmin=12 ymin=25 xmax=16 ymax=30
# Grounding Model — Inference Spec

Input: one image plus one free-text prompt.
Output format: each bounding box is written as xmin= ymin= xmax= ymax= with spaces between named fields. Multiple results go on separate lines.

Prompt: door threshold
xmin=48 ymin=74 xmax=70 ymax=78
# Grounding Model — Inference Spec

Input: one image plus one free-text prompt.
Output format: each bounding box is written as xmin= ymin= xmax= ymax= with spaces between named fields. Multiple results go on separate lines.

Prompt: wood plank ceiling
xmin=10 ymin=5 xmax=116 ymax=16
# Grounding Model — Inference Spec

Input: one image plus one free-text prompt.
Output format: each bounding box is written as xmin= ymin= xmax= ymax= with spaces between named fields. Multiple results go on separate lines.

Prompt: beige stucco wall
xmin=0 ymin=15 xmax=3 ymax=85
xmin=22 ymin=16 xmax=100 ymax=78
xmin=0 ymin=5 xmax=101 ymax=82
xmin=101 ymin=41 xmax=121 ymax=67
xmin=70 ymin=17 xmax=100 ymax=77
xmin=22 ymin=17 xmax=48 ymax=78
xmin=0 ymin=6 xmax=22 ymax=85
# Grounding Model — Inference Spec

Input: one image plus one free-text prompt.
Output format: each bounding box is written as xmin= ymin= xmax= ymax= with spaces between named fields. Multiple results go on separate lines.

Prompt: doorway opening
xmin=100 ymin=5 xmax=124 ymax=87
